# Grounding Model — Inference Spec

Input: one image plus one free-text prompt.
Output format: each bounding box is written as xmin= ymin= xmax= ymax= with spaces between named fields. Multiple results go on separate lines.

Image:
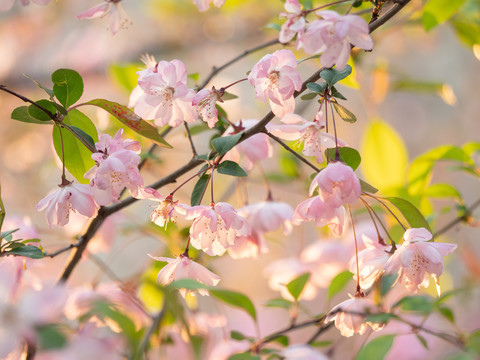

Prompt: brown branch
xmin=0 ymin=85 xmax=56 ymax=119
xmin=434 ymin=197 xmax=480 ymax=237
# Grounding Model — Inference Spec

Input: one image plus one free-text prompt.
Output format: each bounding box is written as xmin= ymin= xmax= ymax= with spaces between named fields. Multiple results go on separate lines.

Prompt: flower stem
xmin=220 ymin=77 xmax=248 ymax=91
xmin=0 ymin=85 xmax=56 ymax=120
xmin=364 ymin=193 xmax=407 ymax=231
xmin=360 ymin=197 xmax=397 ymax=250
xmin=57 ymin=126 xmax=67 ymax=183
xmin=347 ymin=204 xmax=362 ymax=295
xmin=170 ymin=165 xmax=213 ymax=196
xmin=304 ymin=0 xmax=354 ymax=14
xmin=328 ymin=98 xmax=340 ymax=161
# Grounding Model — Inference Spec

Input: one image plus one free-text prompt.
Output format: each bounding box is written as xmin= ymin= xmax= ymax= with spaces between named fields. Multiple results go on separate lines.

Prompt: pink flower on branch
xmin=299 ymin=10 xmax=373 ymax=70
xmin=279 ymin=0 xmax=306 ymax=44
xmin=248 ymin=49 xmax=302 ymax=117
xmin=76 ymin=0 xmax=132 ymax=36
xmin=239 ymin=200 xmax=295 ymax=234
xmin=193 ymin=0 xmax=225 ymax=12
xmin=192 ymin=87 xmax=223 ymax=128
xmin=132 ymin=59 xmax=197 ymax=128
xmin=294 ymin=196 xmax=346 ymax=235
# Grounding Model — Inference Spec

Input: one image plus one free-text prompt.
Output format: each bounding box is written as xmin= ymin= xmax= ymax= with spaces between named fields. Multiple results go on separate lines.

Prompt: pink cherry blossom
xmin=185 ymin=202 xmax=251 ymax=256
xmin=299 ymin=10 xmax=373 ymax=70
xmin=309 ymin=162 xmax=361 ymax=207
xmin=279 ymin=0 xmax=306 ymax=44
xmin=227 ymin=229 xmax=268 ymax=259
xmin=193 ymin=0 xmax=225 ymax=12
xmin=192 ymin=87 xmax=223 ymax=128
xmin=248 ymin=49 xmax=302 ymax=117
xmin=325 ymin=296 xmax=382 ymax=337
xmin=294 ymin=196 xmax=346 ymax=235
xmin=239 ymin=200 xmax=295 ymax=234
xmin=206 ymin=339 xmax=250 ymax=360
xmin=0 ymin=0 xmax=50 ymax=12
xmin=267 ymin=112 xmax=346 ymax=163
xmin=37 ymin=181 xmax=97 ymax=228
xmin=149 ymin=255 xmax=221 ymax=297
xmin=84 ymin=129 xmax=143 ymax=206
xmin=384 ymin=228 xmax=457 ymax=294
xmin=132 ymin=59 xmax=197 ymax=128
xmin=77 ymin=0 xmax=132 ymax=36
xmin=222 ymin=119 xmax=273 ymax=170
xmin=280 ymin=344 xmax=329 ymax=360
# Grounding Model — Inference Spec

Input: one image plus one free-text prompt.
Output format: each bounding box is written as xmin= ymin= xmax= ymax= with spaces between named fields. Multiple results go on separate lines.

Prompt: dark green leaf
xmin=355 ymin=335 xmax=395 ymax=360
xmin=364 ymin=313 xmax=397 ymax=326
xmin=320 ymin=65 xmax=352 ymax=87
xmin=51 ymin=68 xmax=84 ymax=108
xmin=437 ymin=305 xmax=455 ymax=323
xmin=11 ymin=106 xmax=53 ymax=125
xmin=230 ymin=331 xmax=253 ymax=341
xmin=196 ymin=153 xmax=215 ymax=161
xmin=286 ymin=273 xmax=310 ymax=301
xmin=191 ymin=174 xmax=210 ymax=206
xmin=393 ymin=295 xmax=433 ymax=314
xmin=229 ymin=353 xmax=261 ymax=360
xmin=7 ymin=245 xmax=44 ymax=259
xmin=306 ymin=82 xmax=327 ymax=93
xmin=385 ymin=197 xmax=432 ymax=232
xmin=27 ymin=100 xmax=57 ymax=121
xmin=331 ymin=86 xmax=347 ymax=100
xmin=332 ymin=102 xmax=357 ymax=123
xmin=380 ymin=273 xmax=398 ymax=297
xmin=1 ymin=228 xmax=20 ymax=240
xmin=217 ymin=161 xmax=247 ymax=177
xmin=212 ymin=133 xmax=242 ymax=156
xmin=264 ymin=298 xmax=292 ymax=309
xmin=272 ymin=335 xmax=289 ymax=346
xmin=300 ymin=93 xmax=318 ymax=101
xmin=37 ymin=325 xmax=67 ymax=350
xmin=210 ymin=289 xmax=257 ymax=321
xmin=360 ymin=179 xmax=378 ymax=194
xmin=325 ymin=147 xmax=361 ymax=171
xmin=65 ymin=125 xmax=96 ymax=150
xmin=84 ymin=99 xmax=172 ymax=148
xmin=328 ymin=271 xmax=353 ymax=299
xmin=310 ymin=341 xmax=333 ymax=348
xmin=416 ymin=334 xmax=429 ymax=349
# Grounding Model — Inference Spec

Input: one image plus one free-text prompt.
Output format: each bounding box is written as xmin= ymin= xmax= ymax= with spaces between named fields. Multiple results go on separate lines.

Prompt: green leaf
xmin=424 ymin=183 xmax=462 ymax=200
xmin=416 ymin=334 xmax=429 ymax=349
xmin=217 ymin=161 xmax=247 ymax=177
xmin=51 ymin=68 xmax=84 ymax=108
xmin=286 ymin=273 xmax=310 ymax=301
xmin=229 ymin=353 xmax=261 ymax=360
xmin=332 ymin=102 xmax=357 ymax=123
xmin=7 ymin=245 xmax=44 ymax=259
xmin=210 ymin=289 xmax=257 ymax=321
xmin=422 ymin=0 xmax=467 ymax=31
xmin=212 ymin=133 xmax=242 ymax=156
xmin=53 ymin=109 xmax=98 ymax=184
xmin=300 ymin=93 xmax=318 ymax=101
xmin=191 ymin=174 xmax=210 ymax=206
xmin=222 ymin=92 xmax=238 ymax=101
xmin=24 ymin=74 xmax=55 ymax=98
xmin=450 ymin=15 xmax=480 ymax=46
xmin=310 ymin=341 xmax=333 ymax=348
xmin=170 ymin=278 xmax=210 ymax=291
xmin=467 ymin=330 xmax=480 ymax=355
xmin=320 ymin=65 xmax=352 ymax=87
xmin=361 ymin=120 xmax=408 ymax=191
xmin=27 ymin=100 xmax=57 ymax=121
xmin=11 ymin=106 xmax=53 ymax=125
xmin=65 ymin=125 xmax=96 ymax=150
xmin=328 ymin=271 xmax=353 ymax=300
xmin=380 ymin=273 xmax=398 ymax=297
xmin=393 ymin=295 xmax=433 ymax=314
xmin=1 ymin=228 xmax=20 ymax=240
xmin=355 ymin=335 xmax=395 ymax=360
xmin=385 ymin=197 xmax=432 ymax=232
xmin=364 ymin=313 xmax=397 ymax=326
xmin=306 ymin=82 xmax=327 ymax=93
xmin=272 ymin=335 xmax=289 ymax=346
xmin=37 ymin=325 xmax=67 ymax=350
xmin=264 ymin=298 xmax=292 ymax=309
xmin=331 ymin=86 xmax=347 ymax=100
xmin=84 ymin=99 xmax=172 ymax=148
xmin=360 ymin=179 xmax=378 ymax=194
xmin=230 ymin=331 xmax=253 ymax=341
xmin=325 ymin=147 xmax=361 ymax=171
xmin=264 ymin=22 xmax=281 ymax=32
xmin=437 ymin=305 xmax=455 ymax=323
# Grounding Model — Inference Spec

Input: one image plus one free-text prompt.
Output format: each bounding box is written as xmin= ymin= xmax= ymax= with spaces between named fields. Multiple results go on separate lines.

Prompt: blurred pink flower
xmin=299 ymin=10 xmax=373 ymax=69
xmin=325 ymin=296 xmax=381 ymax=337
xmin=309 ymin=162 xmax=361 ymax=207
xmin=185 ymin=202 xmax=251 ymax=256
xmin=36 ymin=182 xmax=97 ymax=228
xmin=280 ymin=344 xmax=329 ymax=360
xmin=384 ymin=228 xmax=457 ymax=294
xmin=193 ymin=0 xmax=225 ymax=12
xmin=206 ymin=339 xmax=250 ymax=360
xmin=248 ymin=49 xmax=302 ymax=117
xmin=279 ymin=0 xmax=306 ymax=44
xmin=149 ymin=255 xmax=221 ymax=297
xmin=85 ymin=129 xmax=143 ymax=205
xmin=239 ymin=200 xmax=295 ymax=234
xmin=222 ymin=119 xmax=273 ymax=170
xmin=294 ymin=196 xmax=346 ymax=235
xmin=0 ymin=0 xmax=50 ymax=12
xmin=76 ymin=0 xmax=132 ymax=36
xmin=227 ymin=229 xmax=268 ymax=259
xmin=192 ymin=87 xmax=223 ymax=128
xmin=132 ymin=59 xmax=197 ymax=127
xmin=268 ymin=112 xmax=346 ymax=163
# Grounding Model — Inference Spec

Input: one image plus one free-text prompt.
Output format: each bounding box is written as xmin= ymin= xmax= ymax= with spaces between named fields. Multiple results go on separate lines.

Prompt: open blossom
xmin=279 ymin=0 xmax=306 ymax=44
xmin=299 ymin=10 xmax=373 ymax=70
xmin=0 ymin=0 xmax=50 ymax=12
xmin=131 ymin=59 xmax=197 ymax=128
xmin=227 ymin=229 xmax=268 ymax=259
xmin=239 ymin=200 xmax=295 ymax=234
xmin=185 ymin=202 xmax=251 ymax=256
xmin=267 ymin=112 xmax=346 ymax=163
xmin=222 ymin=119 xmax=273 ymax=170
xmin=384 ymin=228 xmax=457 ymax=294
xmin=325 ymin=296 xmax=382 ymax=337
xmin=37 ymin=182 xmax=97 ymax=228
xmin=76 ymin=0 xmax=132 ymax=36
xmin=192 ymin=87 xmax=223 ymax=128
xmin=193 ymin=0 xmax=225 ymax=12
xmin=295 ymin=196 xmax=346 ymax=235
xmin=85 ymin=129 xmax=143 ymax=206
xmin=248 ymin=49 xmax=302 ymax=117
xmin=149 ymin=255 xmax=220 ymax=297
xmin=309 ymin=162 xmax=361 ymax=207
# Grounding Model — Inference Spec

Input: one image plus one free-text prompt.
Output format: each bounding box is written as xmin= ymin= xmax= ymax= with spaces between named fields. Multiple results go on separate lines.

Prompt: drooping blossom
xmin=280 ymin=344 xmax=329 ymax=360
xmin=76 ymin=0 xmax=132 ymax=36
xmin=227 ymin=229 xmax=268 ymax=259
xmin=0 ymin=0 xmax=50 ymax=12
xmin=384 ymin=228 xmax=457 ymax=294
xmin=248 ymin=49 xmax=302 ymax=117
xmin=294 ymin=196 xmax=346 ymax=235
xmin=192 ymin=87 xmax=223 ymax=128
xmin=185 ymin=202 xmax=251 ymax=256
xmin=206 ymin=339 xmax=250 ymax=360
xmin=192 ymin=0 xmax=225 ymax=12
xmin=279 ymin=0 xmax=306 ymax=44
xmin=239 ymin=200 xmax=295 ymax=234
xmin=222 ymin=119 xmax=273 ymax=170
xmin=37 ymin=181 xmax=97 ymax=228
xmin=299 ymin=10 xmax=373 ymax=70
xmin=131 ymin=59 xmax=197 ymax=128
xmin=264 ymin=258 xmax=317 ymax=301
xmin=309 ymin=162 xmax=361 ymax=207
xmin=267 ymin=112 xmax=347 ymax=163
xmin=149 ymin=255 xmax=221 ymax=297
xmin=325 ymin=296 xmax=382 ymax=337
xmin=84 ymin=129 xmax=143 ymax=206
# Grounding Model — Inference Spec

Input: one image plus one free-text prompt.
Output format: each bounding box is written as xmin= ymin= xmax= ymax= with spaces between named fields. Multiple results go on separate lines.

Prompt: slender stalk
xmin=184 ymin=122 xmax=197 ymax=157
xmin=360 ymin=197 xmax=396 ymax=249
xmin=305 ymin=0 xmax=354 ymax=14
xmin=328 ymin=98 xmax=340 ymax=161
xmin=210 ymin=168 xmax=215 ymax=204
xmin=347 ymin=205 xmax=361 ymax=294
xmin=361 ymin=197 xmax=386 ymax=245
xmin=0 ymin=184 xmax=5 ymax=235
xmin=220 ymin=77 xmax=248 ymax=91
xmin=136 ymin=308 xmax=165 ymax=359
xmin=363 ymin=193 xmax=407 ymax=230
xmin=170 ymin=165 xmax=212 ymax=196
xmin=58 ymin=127 xmax=67 ymax=181
xmin=0 ymin=85 xmax=55 ymax=119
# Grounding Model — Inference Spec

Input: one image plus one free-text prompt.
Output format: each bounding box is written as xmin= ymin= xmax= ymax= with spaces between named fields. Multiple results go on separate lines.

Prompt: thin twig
xmin=184 ymin=122 xmax=197 ymax=157
xmin=434 ymin=197 xmax=480 ymax=237
xmin=0 ymin=85 xmax=55 ymax=119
